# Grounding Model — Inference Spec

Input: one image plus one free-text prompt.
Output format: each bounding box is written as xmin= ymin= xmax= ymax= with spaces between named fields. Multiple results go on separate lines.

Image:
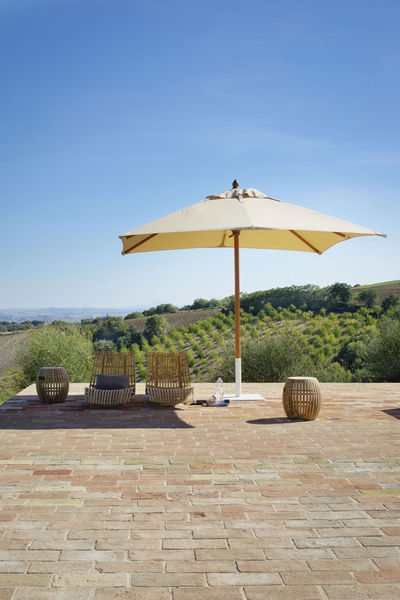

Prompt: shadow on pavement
xmin=382 ymin=408 xmax=400 ymax=420
xmin=0 ymin=394 xmax=194 ymax=429
xmin=246 ymin=417 xmax=300 ymax=425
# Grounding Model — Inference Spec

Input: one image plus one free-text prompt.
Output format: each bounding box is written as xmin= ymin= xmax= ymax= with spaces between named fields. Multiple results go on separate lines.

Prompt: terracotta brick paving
xmin=0 ymin=382 xmax=399 ymax=599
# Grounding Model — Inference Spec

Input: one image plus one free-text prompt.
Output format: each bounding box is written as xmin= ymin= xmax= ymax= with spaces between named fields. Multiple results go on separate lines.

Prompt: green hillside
xmin=125 ymin=307 xmax=220 ymax=332
xmin=87 ymin=280 xmax=400 ymax=383
xmin=1 ymin=279 xmax=400 ymax=403
xmin=122 ymin=306 xmax=381 ymax=382
xmin=353 ymin=280 xmax=400 ymax=300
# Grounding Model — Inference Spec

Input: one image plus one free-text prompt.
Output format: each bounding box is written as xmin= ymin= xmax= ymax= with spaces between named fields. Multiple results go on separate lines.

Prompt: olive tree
xmin=15 ymin=324 xmax=93 ymax=384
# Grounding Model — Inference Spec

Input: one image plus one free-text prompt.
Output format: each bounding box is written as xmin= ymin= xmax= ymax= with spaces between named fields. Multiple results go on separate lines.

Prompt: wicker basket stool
xmin=36 ymin=367 xmax=69 ymax=404
xmin=146 ymin=352 xmax=194 ymax=407
xmin=282 ymin=376 xmax=321 ymax=421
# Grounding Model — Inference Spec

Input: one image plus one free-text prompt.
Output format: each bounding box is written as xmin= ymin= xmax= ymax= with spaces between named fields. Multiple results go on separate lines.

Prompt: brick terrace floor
xmin=0 ymin=382 xmax=399 ymax=599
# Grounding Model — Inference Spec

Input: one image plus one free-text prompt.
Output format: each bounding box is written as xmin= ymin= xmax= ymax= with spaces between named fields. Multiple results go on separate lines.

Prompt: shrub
xmin=345 ymin=325 xmax=356 ymax=337
xmin=136 ymin=363 xmax=146 ymax=381
xmin=313 ymin=335 xmax=323 ymax=348
xmin=210 ymin=331 xmax=222 ymax=343
xmin=214 ymin=320 xmax=225 ymax=331
xmin=322 ymin=344 xmax=334 ymax=358
xmin=220 ymin=335 xmax=313 ymax=382
xmin=93 ymin=339 xmax=115 ymax=353
xmin=165 ymin=339 xmax=176 ymax=353
xmin=143 ymin=303 xmax=178 ymax=316
xmin=333 ymin=325 xmax=341 ymax=338
xmin=141 ymin=339 xmax=150 ymax=354
xmin=200 ymin=319 xmax=212 ymax=332
xmin=92 ymin=317 xmax=127 ymax=343
xmin=0 ymin=370 xmax=26 ymax=404
xmin=193 ymin=343 xmax=205 ymax=359
xmin=124 ymin=311 xmax=143 ymax=319
xmin=130 ymin=343 xmax=144 ymax=364
xmin=151 ymin=343 xmax=164 ymax=354
xmin=314 ymin=362 xmax=352 ymax=382
xmin=358 ymin=289 xmax=378 ymax=308
xmin=15 ymin=324 xmax=93 ymax=384
xmin=382 ymin=293 xmax=399 ymax=313
xmin=363 ymin=320 xmax=400 ymax=381
xmin=144 ymin=315 xmax=169 ymax=341
xmin=188 ymin=323 xmax=200 ymax=335
xmin=336 ymin=340 xmax=366 ymax=371
xmin=186 ymin=350 xmax=195 ymax=367
xmin=150 ymin=335 xmax=161 ymax=346
xmin=327 ymin=282 xmax=352 ymax=310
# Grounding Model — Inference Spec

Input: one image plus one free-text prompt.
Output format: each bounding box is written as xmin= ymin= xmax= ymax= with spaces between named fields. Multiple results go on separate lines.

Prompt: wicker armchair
xmin=146 ymin=352 xmax=194 ymax=407
xmin=85 ymin=352 xmax=136 ymax=408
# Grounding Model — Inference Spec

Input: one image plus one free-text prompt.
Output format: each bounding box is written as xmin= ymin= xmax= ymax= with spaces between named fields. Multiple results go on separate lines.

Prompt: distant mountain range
xmin=2 ymin=280 xmax=399 ymax=324
xmin=0 ymin=306 xmax=144 ymax=323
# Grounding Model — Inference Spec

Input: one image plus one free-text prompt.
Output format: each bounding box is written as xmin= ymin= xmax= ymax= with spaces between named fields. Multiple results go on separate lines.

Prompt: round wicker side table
xmin=36 ymin=367 xmax=69 ymax=404
xmin=282 ymin=377 xmax=321 ymax=421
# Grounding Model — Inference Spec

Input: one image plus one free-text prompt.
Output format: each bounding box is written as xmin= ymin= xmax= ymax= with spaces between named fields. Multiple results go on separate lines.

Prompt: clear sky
xmin=1 ymin=0 xmax=399 ymax=310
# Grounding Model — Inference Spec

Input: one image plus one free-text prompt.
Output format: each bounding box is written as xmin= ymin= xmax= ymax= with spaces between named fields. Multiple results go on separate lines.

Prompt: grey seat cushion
xmin=95 ymin=374 xmax=130 ymax=390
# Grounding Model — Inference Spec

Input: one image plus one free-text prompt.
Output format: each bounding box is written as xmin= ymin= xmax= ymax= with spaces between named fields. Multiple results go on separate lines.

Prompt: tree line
xmin=225 ymin=283 xmax=399 ymax=315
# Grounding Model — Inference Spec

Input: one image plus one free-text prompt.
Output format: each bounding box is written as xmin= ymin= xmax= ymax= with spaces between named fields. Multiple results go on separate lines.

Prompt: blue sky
xmin=1 ymin=0 xmax=399 ymax=310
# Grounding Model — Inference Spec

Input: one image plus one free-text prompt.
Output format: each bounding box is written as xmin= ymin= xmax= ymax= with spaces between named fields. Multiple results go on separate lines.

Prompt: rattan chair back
xmin=85 ymin=352 xmax=136 ymax=407
xmin=88 ymin=352 xmax=136 ymax=393
xmin=146 ymin=352 xmax=193 ymax=406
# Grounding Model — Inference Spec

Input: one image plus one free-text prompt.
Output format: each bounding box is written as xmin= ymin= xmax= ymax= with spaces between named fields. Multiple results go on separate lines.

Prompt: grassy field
xmin=0 ymin=331 xmax=27 ymax=378
xmin=0 ymin=332 xmax=28 ymax=404
xmin=353 ymin=280 xmax=400 ymax=300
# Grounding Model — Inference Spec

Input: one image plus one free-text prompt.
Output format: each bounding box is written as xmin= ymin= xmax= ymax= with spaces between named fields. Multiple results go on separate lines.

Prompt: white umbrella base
xmin=227 ymin=358 xmax=264 ymax=399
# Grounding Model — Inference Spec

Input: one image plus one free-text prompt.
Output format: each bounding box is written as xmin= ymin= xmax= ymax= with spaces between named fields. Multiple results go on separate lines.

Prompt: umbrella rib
xmin=122 ymin=234 xmax=158 ymax=254
xmin=289 ymin=230 xmax=322 ymax=254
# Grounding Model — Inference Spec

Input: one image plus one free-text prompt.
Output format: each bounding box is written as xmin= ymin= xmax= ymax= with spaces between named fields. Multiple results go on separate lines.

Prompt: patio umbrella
xmin=120 ymin=181 xmax=385 ymax=399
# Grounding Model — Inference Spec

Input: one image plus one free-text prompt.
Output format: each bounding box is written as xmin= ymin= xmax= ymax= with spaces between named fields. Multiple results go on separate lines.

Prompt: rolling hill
xmin=1 ymin=279 xmax=399 ymax=390
xmin=353 ymin=280 xmax=400 ymax=300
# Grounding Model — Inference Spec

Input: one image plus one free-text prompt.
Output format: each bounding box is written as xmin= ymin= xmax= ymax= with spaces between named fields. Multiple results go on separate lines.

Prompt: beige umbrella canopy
xmin=120 ymin=181 xmax=385 ymax=399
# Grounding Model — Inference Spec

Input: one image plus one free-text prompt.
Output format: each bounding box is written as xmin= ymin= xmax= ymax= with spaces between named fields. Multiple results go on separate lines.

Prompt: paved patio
xmin=0 ymin=382 xmax=399 ymax=599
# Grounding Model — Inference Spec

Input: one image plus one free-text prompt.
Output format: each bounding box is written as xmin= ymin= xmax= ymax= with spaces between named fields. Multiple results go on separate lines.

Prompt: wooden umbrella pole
xmin=233 ymin=230 xmax=242 ymax=397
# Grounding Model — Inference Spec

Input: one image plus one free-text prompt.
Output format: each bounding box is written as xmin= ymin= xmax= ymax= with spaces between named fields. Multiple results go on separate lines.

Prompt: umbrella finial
xmin=232 ymin=179 xmax=239 ymax=189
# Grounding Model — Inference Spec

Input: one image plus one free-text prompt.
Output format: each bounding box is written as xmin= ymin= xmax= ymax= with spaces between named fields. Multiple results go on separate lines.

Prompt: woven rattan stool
xmin=282 ymin=376 xmax=321 ymax=421
xmin=36 ymin=367 xmax=69 ymax=404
